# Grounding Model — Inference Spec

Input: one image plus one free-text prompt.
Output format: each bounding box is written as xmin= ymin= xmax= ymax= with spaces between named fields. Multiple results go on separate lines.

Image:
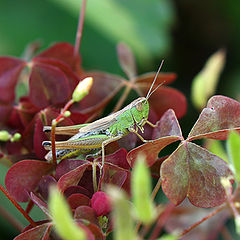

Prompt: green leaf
xmin=49 ymin=187 xmax=86 ymax=240
xmin=132 ymin=155 xmax=155 ymax=224
xmin=227 ymin=131 xmax=240 ymax=182
xmin=107 ymin=187 xmax=136 ymax=240
xmin=191 ymin=49 xmax=226 ymax=110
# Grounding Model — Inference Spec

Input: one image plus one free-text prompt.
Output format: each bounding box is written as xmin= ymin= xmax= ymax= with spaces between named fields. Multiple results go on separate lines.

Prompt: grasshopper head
xmin=131 ymin=97 xmax=149 ymax=127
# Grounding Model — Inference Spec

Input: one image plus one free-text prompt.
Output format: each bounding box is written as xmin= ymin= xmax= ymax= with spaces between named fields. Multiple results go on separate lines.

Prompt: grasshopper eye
xmin=136 ymin=102 xmax=143 ymax=111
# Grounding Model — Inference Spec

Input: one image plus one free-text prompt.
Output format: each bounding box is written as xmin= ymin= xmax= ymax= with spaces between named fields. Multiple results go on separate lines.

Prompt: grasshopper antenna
xmin=146 ymin=60 xmax=164 ymax=100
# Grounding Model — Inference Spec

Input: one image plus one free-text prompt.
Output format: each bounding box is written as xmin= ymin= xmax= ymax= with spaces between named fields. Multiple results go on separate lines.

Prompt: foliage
xmin=0 ymin=1 xmax=240 ymax=240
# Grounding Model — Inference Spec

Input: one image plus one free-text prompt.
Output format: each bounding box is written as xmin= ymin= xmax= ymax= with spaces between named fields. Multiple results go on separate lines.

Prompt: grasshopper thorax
xmin=130 ymin=97 xmax=149 ymax=128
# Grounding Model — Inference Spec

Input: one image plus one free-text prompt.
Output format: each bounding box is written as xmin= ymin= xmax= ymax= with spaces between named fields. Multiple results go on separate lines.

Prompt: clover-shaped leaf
xmin=161 ymin=142 xmax=233 ymax=208
xmin=188 ymin=95 xmax=240 ymax=141
xmin=14 ymin=223 xmax=52 ymax=240
xmin=5 ymin=160 xmax=54 ymax=202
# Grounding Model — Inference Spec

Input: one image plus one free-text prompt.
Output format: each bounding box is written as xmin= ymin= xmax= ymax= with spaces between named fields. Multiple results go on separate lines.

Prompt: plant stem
xmin=151 ymin=178 xmax=162 ymax=200
xmin=92 ymin=161 xmax=98 ymax=193
xmin=178 ymin=204 xmax=226 ymax=238
xmin=0 ymin=184 xmax=37 ymax=227
xmin=74 ymin=0 xmax=87 ymax=58
xmin=148 ymin=203 xmax=175 ymax=240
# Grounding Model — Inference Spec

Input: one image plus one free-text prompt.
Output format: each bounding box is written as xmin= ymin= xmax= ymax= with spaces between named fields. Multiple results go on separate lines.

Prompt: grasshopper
xmin=42 ymin=61 xmax=164 ymax=175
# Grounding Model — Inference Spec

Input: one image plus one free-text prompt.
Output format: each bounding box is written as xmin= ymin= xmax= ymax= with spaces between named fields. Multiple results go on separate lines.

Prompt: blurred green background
xmin=0 ymin=0 xmax=239 ymax=239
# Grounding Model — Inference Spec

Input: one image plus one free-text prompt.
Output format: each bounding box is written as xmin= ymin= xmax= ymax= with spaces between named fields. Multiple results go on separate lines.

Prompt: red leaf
xmin=152 ymin=109 xmax=183 ymax=140
xmin=77 ymin=71 xmax=124 ymax=114
xmin=30 ymin=192 xmax=50 ymax=218
xmin=161 ymin=142 xmax=233 ymax=207
xmin=0 ymin=57 xmax=26 ymax=102
xmin=14 ymin=223 xmax=52 ymax=240
xmin=33 ymin=57 xmax=79 ymax=91
xmin=148 ymin=87 xmax=187 ymax=119
xmin=64 ymin=186 xmax=91 ymax=198
xmin=127 ymin=136 xmax=181 ymax=167
xmin=136 ymin=72 xmax=177 ymax=86
xmin=29 ymin=62 xmax=71 ymax=108
xmin=188 ymin=95 xmax=240 ymax=141
xmin=57 ymin=162 xmax=90 ymax=192
xmin=0 ymin=104 xmax=12 ymax=123
xmin=117 ymin=42 xmax=137 ymax=79
xmin=38 ymin=175 xmax=57 ymax=200
xmin=74 ymin=206 xmax=98 ymax=224
xmin=36 ymin=42 xmax=81 ymax=73
xmin=67 ymin=193 xmax=90 ymax=209
xmin=5 ymin=160 xmax=54 ymax=202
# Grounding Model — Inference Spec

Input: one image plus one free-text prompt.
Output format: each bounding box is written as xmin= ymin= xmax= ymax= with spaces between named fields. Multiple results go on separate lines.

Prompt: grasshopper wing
xmin=79 ymin=106 xmax=129 ymax=133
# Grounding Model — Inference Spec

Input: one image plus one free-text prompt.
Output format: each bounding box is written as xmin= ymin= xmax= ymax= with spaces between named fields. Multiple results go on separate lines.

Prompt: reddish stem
xmin=74 ymin=0 xmax=87 ymax=58
xmin=178 ymin=204 xmax=226 ymax=238
xmin=151 ymin=178 xmax=162 ymax=200
xmin=148 ymin=203 xmax=175 ymax=240
xmin=0 ymin=184 xmax=37 ymax=227
xmin=51 ymin=99 xmax=74 ymax=165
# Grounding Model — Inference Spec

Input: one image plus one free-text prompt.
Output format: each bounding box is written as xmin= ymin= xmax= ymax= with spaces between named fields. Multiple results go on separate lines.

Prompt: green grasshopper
xmin=42 ymin=62 xmax=164 ymax=174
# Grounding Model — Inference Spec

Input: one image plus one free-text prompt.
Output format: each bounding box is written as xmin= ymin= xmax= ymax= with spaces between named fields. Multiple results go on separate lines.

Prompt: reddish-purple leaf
xmin=29 ymin=62 xmax=71 ymax=108
xmin=103 ymin=163 xmax=129 ymax=187
xmin=0 ymin=57 xmax=26 ymax=102
xmin=35 ymin=42 xmax=81 ymax=73
xmin=0 ymin=104 xmax=13 ymax=123
xmin=117 ymin=42 xmax=137 ymax=79
xmin=74 ymin=206 xmax=98 ymax=225
xmin=161 ymin=142 xmax=233 ymax=207
xmin=127 ymin=136 xmax=181 ymax=167
xmin=165 ymin=201 xmax=230 ymax=240
xmin=77 ymin=71 xmax=124 ymax=114
xmin=33 ymin=57 xmax=80 ymax=91
xmin=30 ymin=192 xmax=50 ymax=218
xmin=57 ymin=162 xmax=90 ymax=192
xmin=5 ymin=160 xmax=54 ymax=202
xmin=55 ymin=159 xmax=88 ymax=179
xmin=149 ymin=87 xmax=187 ymax=119
xmin=91 ymin=191 xmax=111 ymax=217
xmin=67 ymin=193 xmax=90 ymax=209
xmin=135 ymin=72 xmax=177 ymax=86
xmin=86 ymin=222 xmax=105 ymax=240
xmin=188 ymin=95 xmax=240 ymax=141
xmin=103 ymin=148 xmax=129 ymax=170
xmin=38 ymin=175 xmax=57 ymax=200
xmin=64 ymin=186 xmax=91 ymax=199
xmin=14 ymin=223 xmax=52 ymax=240
xmin=152 ymin=109 xmax=183 ymax=140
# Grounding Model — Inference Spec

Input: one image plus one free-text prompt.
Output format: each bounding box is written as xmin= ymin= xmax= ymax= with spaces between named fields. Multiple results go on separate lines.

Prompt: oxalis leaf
xmin=161 ymin=142 xmax=233 ymax=208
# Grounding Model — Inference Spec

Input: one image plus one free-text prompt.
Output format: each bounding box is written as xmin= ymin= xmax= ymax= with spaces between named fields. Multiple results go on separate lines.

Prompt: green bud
xmin=72 ymin=77 xmax=93 ymax=102
xmin=0 ymin=130 xmax=11 ymax=142
xmin=11 ymin=133 xmax=21 ymax=142
xmin=63 ymin=111 xmax=71 ymax=118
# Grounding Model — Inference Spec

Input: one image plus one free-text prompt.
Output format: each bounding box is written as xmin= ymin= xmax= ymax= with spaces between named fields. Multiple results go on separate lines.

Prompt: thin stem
xmin=74 ymin=0 xmax=87 ymax=58
xmin=178 ymin=204 xmax=226 ymax=238
xmin=113 ymin=85 xmax=131 ymax=112
xmin=151 ymin=178 xmax=162 ymax=200
xmin=92 ymin=161 xmax=98 ymax=193
xmin=51 ymin=121 xmax=57 ymax=166
xmin=149 ymin=203 xmax=175 ymax=240
xmin=0 ymin=184 xmax=37 ymax=227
